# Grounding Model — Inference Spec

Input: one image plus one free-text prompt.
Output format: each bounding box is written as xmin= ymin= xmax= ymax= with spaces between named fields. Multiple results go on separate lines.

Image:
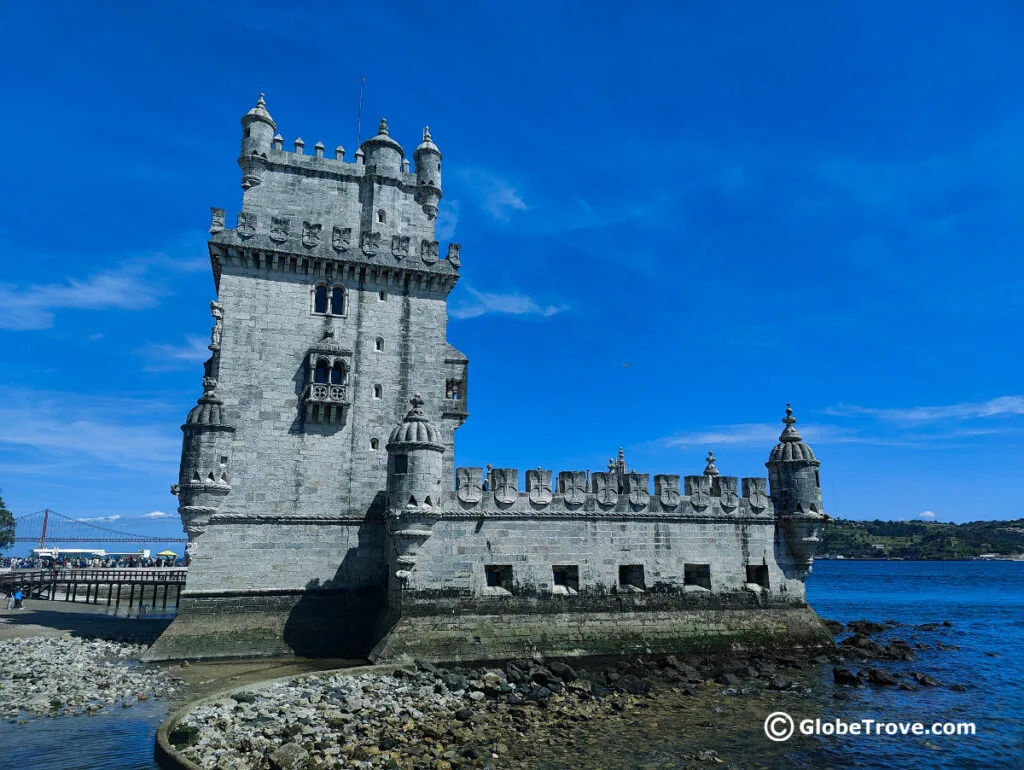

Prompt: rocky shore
xmin=169 ymin=619 xmax=971 ymax=770
xmin=0 ymin=636 xmax=177 ymax=719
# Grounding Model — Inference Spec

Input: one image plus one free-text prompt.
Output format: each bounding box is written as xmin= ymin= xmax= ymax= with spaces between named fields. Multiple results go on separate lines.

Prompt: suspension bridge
xmin=13 ymin=509 xmax=187 ymax=547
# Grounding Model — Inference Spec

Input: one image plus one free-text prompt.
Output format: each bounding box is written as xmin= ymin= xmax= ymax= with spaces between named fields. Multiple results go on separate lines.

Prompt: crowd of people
xmin=0 ymin=554 xmax=184 ymax=569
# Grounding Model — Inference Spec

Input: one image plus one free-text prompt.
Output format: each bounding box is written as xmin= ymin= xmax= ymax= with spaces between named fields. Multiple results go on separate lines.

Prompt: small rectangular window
xmin=618 ymin=564 xmax=645 ymax=591
xmin=378 ymin=289 xmax=387 ymax=301
xmin=373 ymin=384 xmax=382 ymax=399
xmin=552 ymin=565 xmax=579 ymax=594
xmin=684 ymin=564 xmax=712 ymax=590
xmin=393 ymin=454 xmax=408 ymax=474
xmin=485 ymin=564 xmax=513 ymax=592
xmin=746 ymin=564 xmax=769 ymax=589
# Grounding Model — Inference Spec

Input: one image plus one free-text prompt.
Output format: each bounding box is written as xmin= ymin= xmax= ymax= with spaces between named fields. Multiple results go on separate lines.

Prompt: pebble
xmin=0 ymin=635 xmax=173 ymax=718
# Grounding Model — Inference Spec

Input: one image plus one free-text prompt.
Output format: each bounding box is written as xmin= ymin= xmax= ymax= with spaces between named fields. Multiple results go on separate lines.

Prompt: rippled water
xmin=1 ymin=561 xmax=1021 ymax=768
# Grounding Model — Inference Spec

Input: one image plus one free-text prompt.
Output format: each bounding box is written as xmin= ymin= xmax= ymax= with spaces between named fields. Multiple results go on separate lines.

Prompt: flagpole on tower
xmin=356 ymin=75 xmax=365 ymax=148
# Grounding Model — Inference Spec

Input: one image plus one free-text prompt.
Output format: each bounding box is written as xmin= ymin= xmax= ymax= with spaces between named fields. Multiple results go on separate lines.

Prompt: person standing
xmin=13 ymin=589 xmax=24 ymax=609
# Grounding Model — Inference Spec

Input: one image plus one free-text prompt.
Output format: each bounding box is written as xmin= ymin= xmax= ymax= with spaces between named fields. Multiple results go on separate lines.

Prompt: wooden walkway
xmin=0 ymin=568 xmax=187 ymax=615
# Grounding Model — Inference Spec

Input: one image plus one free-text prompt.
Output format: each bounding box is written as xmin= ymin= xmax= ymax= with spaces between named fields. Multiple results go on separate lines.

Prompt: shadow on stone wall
xmin=281 ymin=503 xmax=388 ymax=658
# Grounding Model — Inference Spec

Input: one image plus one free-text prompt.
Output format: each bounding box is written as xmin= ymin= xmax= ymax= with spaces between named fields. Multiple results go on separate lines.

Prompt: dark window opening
xmin=618 ymin=564 xmax=645 ymax=590
xmin=485 ymin=564 xmax=513 ymax=591
xmin=552 ymin=565 xmax=579 ymax=592
xmin=331 ymin=287 xmax=345 ymax=315
xmin=314 ymin=285 xmax=328 ymax=314
xmin=377 ymin=209 xmax=386 ymax=223
xmin=375 ymin=337 xmax=384 ymax=351
xmin=330 ymin=363 xmax=345 ymax=385
xmin=314 ymin=360 xmax=329 ymax=384
xmin=379 ymin=289 xmax=387 ymax=301
xmin=373 ymin=384 xmax=382 ymax=398
xmin=245 ymin=128 xmax=251 ymax=138
xmin=684 ymin=564 xmax=712 ymax=590
xmin=424 ymin=495 xmax=432 ymax=507
xmin=746 ymin=565 xmax=770 ymax=589
xmin=370 ymin=438 xmax=379 ymax=450
xmin=408 ymin=496 xmax=417 ymax=506
xmin=446 ymin=378 xmax=463 ymax=400
xmin=393 ymin=454 xmax=408 ymax=474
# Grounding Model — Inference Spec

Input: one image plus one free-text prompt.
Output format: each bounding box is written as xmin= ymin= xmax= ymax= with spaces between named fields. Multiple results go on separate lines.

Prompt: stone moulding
xmin=207 ymin=513 xmax=367 ymax=525
xmin=427 ymin=510 xmax=776 ymax=524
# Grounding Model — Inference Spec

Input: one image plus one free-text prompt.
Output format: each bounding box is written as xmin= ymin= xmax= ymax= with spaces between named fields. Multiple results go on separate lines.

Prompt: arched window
xmin=370 ymin=438 xmax=379 ymax=450
xmin=314 ymin=359 xmax=330 ymax=384
xmin=314 ymin=284 xmax=328 ymax=314
xmin=330 ymin=361 xmax=345 ymax=385
xmin=377 ymin=209 xmax=386 ymax=223
xmin=331 ymin=286 xmax=345 ymax=315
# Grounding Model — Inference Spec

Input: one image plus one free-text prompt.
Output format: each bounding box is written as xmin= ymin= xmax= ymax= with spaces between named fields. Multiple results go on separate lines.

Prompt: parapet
xmin=449 ymin=466 xmax=774 ymax=518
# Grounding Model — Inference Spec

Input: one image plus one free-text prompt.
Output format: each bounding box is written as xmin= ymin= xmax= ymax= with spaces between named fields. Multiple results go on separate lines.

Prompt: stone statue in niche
xmin=332 ymin=226 xmax=352 ymax=252
xmin=559 ymin=471 xmax=587 ymax=506
xmin=420 ymin=239 xmax=439 ymax=265
xmin=627 ymin=472 xmax=649 ymax=508
xmin=270 ymin=217 xmax=290 ymax=243
xmin=209 ymin=207 xmax=225 ymax=234
xmin=655 ymin=475 xmax=681 ymax=509
xmin=237 ymin=211 xmax=256 ymax=239
xmin=491 ymin=468 xmax=518 ymax=506
xmin=361 ymin=231 xmax=381 ymax=256
xmin=392 ymin=235 xmax=410 ymax=259
xmin=592 ymin=472 xmax=618 ymax=507
xmin=209 ymin=301 xmax=223 ymax=351
xmin=302 ymin=221 xmax=322 ymax=248
xmin=447 ymin=243 xmax=461 ymax=268
xmin=527 ymin=469 xmax=553 ymax=505
xmin=456 ymin=467 xmax=482 ymax=504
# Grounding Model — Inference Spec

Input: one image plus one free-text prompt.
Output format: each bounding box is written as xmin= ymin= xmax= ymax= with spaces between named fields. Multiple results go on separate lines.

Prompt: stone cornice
xmin=208 ymin=239 xmax=459 ymax=295
xmin=208 ymin=513 xmax=367 ymax=525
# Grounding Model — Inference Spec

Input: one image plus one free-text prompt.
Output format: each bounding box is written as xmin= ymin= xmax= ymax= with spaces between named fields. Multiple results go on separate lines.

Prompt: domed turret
xmin=240 ymin=93 xmax=275 ymax=158
xmin=765 ymin=405 xmax=822 ymax=516
xmin=386 ymin=394 xmax=445 ymax=511
xmin=414 ymin=126 xmax=443 ymax=219
xmin=177 ymin=377 xmax=235 ymax=528
xmin=360 ymin=118 xmax=404 ymax=177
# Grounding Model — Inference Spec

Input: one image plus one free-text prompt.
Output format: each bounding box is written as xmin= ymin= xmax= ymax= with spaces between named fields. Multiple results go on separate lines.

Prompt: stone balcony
xmin=303 ymin=383 xmax=351 ymax=424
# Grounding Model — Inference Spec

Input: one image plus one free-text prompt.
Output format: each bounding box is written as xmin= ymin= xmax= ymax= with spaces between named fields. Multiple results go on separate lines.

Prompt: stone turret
xmin=766 ymin=404 xmax=825 ymax=575
xmin=386 ymin=394 xmax=445 ymax=512
xmin=239 ymin=93 xmax=275 ymax=189
xmin=361 ymin=118 xmax=404 ymax=178
xmin=414 ymin=126 xmax=443 ymax=219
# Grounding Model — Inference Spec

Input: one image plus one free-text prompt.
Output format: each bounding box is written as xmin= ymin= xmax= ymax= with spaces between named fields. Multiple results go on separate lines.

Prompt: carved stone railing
xmin=303 ymin=383 xmax=350 ymax=424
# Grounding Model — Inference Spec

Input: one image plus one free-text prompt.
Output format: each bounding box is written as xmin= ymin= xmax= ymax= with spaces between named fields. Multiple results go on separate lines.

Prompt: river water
xmin=0 ymin=560 xmax=1021 ymax=768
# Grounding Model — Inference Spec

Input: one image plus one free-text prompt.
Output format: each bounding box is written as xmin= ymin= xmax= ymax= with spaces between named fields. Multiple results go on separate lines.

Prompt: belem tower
xmin=146 ymin=95 xmax=832 ymax=662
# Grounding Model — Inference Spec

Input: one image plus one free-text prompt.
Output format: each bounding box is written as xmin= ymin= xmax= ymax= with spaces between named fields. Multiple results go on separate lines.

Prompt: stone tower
xmin=149 ymin=95 xmax=468 ymax=660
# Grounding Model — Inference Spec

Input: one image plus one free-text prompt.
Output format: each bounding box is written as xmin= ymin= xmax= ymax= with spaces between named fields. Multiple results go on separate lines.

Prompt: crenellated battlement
xmin=444 ymin=463 xmax=774 ymax=519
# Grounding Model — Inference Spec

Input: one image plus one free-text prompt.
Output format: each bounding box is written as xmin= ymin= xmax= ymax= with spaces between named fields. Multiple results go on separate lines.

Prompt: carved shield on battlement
xmin=527 ymin=469 xmax=553 ymax=506
xmin=270 ymin=217 xmax=290 ymax=243
xmin=361 ymin=231 xmax=381 ymax=256
xmin=302 ymin=221 xmax=322 ymax=248
xmin=447 ymin=243 xmax=461 ymax=268
xmin=593 ymin=472 xmax=618 ymax=507
xmin=392 ymin=235 xmax=410 ymax=259
xmin=655 ymin=475 xmax=681 ymax=509
xmin=456 ymin=467 xmax=482 ymax=504
xmin=559 ymin=471 xmax=586 ymax=506
xmin=421 ymin=239 xmax=439 ymax=265
xmin=627 ymin=473 xmax=649 ymax=508
xmin=743 ymin=477 xmax=769 ymax=512
xmin=686 ymin=477 xmax=711 ymax=510
xmin=491 ymin=468 xmax=518 ymax=506
xmin=237 ymin=212 xmax=256 ymax=239
xmin=332 ymin=226 xmax=351 ymax=252
xmin=720 ymin=490 xmax=740 ymax=511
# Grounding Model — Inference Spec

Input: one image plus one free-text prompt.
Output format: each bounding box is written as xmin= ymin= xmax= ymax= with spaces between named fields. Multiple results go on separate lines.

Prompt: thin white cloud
xmin=457 ymin=169 xmax=527 ymax=222
xmin=142 ymin=511 xmax=172 ymax=519
xmin=140 ymin=335 xmax=211 ymax=370
xmin=435 ymin=200 xmax=459 ymax=242
xmin=660 ymin=424 xmax=780 ymax=448
xmin=449 ymin=287 xmax=568 ymax=321
xmin=919 ymin=511 xmax=937 ymax=519
xmin=75 ymin=515 xmax=122 ymax=523
xmin=0 ymin=387 xmax=181 ymax=472
xmin=827 ymin=396 xmax=1024 ymax=423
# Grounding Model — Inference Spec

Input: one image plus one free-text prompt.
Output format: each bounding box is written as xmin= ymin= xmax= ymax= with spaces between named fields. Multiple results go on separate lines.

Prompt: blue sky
xmin=1 ymin=1 xmax=1022 ymax=550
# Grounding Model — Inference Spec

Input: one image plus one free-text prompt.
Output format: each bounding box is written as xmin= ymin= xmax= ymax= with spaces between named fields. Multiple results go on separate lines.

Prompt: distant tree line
xmin=821 ymin=518 xmax=1024 ymax=560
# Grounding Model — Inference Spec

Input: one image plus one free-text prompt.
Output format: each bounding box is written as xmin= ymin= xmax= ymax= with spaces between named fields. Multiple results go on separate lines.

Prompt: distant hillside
xmin=821 ymin=518 xmax=1024 ymax=560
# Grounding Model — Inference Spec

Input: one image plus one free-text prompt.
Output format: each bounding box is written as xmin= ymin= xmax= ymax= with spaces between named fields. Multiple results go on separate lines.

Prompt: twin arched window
xmin=313 ymin=358 xmax=347 ymax=385
xmin=313 ymin=283 xmax=346 ymax=316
